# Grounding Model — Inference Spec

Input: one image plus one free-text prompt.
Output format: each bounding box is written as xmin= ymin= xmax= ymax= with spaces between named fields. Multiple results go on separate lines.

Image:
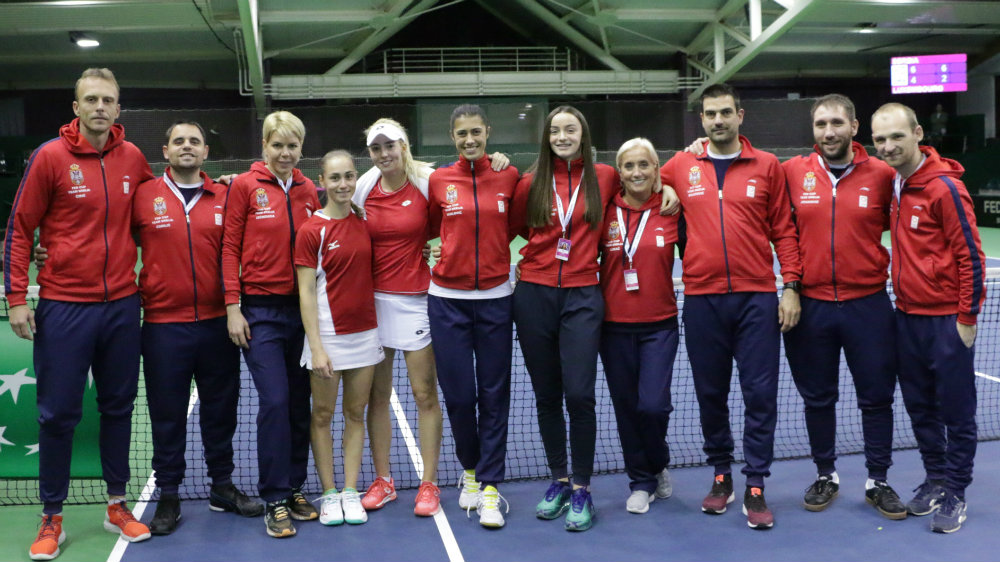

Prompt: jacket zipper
xmin=471 ymin=160 xmax=481 ymax=290
xmin=184 ymin=209 xmax=200 ymax=320
xmin=717 ymin=178 xmax=733 ymax=293
xmin=557 ymin=163 xmax=571 ymax=288
xmin=100 ymin=156 xmax=110 ymax=302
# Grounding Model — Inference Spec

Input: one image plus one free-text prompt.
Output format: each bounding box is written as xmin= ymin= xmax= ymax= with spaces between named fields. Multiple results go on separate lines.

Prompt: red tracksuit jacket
xmin=511 ymin=158 xmax=619 ymax=288
xmin=132 ymin=170 xmax=227 ymax=323
xmin=428 ymin=154 xmax=520 ymax=291
xmin=890 ymin=146 xmax=986 ymax=325
xmin=599 ymin=191 xmax=679 ymax=323
xmin=782 ymin=142 xmax=895 ymax=301
xmin=221 ymin=161 xmax=320 ymax=303
xmin=3 ymin=118 xmax=153 ymax=306
xmin=660 ymin=135 xmax=801 ymax=295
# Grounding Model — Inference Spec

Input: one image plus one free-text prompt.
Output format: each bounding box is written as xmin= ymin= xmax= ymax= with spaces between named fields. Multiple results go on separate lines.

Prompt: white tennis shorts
xmin=300 ymin=328 xmax=385 ymax=371
xmin=374 ymin=292 xmax=432 ymax=351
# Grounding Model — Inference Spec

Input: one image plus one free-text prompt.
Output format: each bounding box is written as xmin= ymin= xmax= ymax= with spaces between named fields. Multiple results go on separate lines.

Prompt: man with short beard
xmin=660 ymin=83 xmax=802 ymax=530
xmin=781 ymin=94 xmax=906 ymax=519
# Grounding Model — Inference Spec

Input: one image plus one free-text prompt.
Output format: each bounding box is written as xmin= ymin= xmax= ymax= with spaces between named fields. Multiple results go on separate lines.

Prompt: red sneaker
xmin=414 ymin=482 xmax=441 ymax=517
xmin=701 ymin=473 xmax=735 ymax=514
xmin=29 ymin=514 xmax=65 ymax=561
xmin=361 ymin=477 xmax=397 ymax=511
xmin=104 ymin=502 xmax=151 ymax=542
xmin=742 ymin=487 xmax=775 ymax=529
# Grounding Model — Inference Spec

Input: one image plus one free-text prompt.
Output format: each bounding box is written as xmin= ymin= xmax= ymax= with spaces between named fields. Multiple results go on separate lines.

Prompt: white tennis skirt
xmin=300 ymin=328 xmax=385 ymax=371
xmin=374 ymin=292 xmax=432 ymax=351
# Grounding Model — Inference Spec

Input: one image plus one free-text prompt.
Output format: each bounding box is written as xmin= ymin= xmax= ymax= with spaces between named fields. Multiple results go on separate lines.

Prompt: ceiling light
xmin=69 ymin=32 xmax=99 ymax=48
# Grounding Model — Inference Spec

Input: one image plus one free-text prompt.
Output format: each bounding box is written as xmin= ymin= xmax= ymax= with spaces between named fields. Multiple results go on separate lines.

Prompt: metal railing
xmin=366 ymin=47 xmax=574 ymax=74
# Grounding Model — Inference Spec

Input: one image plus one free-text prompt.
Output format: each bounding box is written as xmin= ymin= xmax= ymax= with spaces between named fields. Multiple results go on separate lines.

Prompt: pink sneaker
xmin=361 ymin=477 xmax=397 ymax=511
xmin=414 ymin=482 xmax=441 ymax=517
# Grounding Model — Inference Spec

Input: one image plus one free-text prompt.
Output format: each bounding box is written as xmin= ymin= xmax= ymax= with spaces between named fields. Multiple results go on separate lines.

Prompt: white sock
xmin=820 ymin=472 xmax=840 ymax=484
xmin=865 ymin=478 xmax=878 ymax=490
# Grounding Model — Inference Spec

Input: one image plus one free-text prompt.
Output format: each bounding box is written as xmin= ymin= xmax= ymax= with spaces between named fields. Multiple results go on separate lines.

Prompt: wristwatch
xmin=782 ymin=280 xmax=801 ymax=293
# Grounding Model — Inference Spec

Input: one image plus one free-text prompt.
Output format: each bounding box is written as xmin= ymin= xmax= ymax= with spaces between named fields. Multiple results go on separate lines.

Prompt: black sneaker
xmin=149 ymin=495 xmax=181 ymax=536
xmin=701 ymin=473 xmax=735 ymax=514
xmin=742 ymin=487 xmax=774 ymax=529
xmin=803 ymin=476 xmax=839 ymax=512
xmin=865 ymin=481 xmax=907 ymax=520
xmin=210 ymin=483 xmax=264 ymax=517
xmin=265 ymin=501 xmax=296 ymax=538
xmin=288 ymin=489 xmax=318 ymax=521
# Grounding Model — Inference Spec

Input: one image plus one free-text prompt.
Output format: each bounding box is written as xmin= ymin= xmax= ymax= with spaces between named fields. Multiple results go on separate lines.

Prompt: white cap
xmin=366 ymin=122 xmax=406 ymax=146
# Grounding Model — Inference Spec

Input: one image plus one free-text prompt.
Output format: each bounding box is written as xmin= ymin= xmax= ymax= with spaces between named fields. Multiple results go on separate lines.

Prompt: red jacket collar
xmin=59 ymin=118 xmax=126 ymax=155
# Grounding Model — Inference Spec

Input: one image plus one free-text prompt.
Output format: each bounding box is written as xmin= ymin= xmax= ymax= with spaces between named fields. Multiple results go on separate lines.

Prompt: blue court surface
xmin=119 ymin=441 xmax=1000 ymax=562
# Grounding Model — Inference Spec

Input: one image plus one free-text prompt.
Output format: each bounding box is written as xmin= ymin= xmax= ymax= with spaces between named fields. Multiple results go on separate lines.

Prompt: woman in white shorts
xmin=353 ymin=118 xmax=444 ymax=516
xmin=296 ymin=150 xmax=383 ymax=526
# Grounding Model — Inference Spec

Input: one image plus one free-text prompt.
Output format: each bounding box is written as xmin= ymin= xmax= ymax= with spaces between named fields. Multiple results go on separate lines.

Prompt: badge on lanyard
xmin=556 ymin=237 xmax=572 ymax=261
xmin=617 ymin=206 xmax=650 ymax=292
xmin=552 ymin=173 xmax=583 ymax=262
xmin=624 ymin=268 xmax=639 ymax=291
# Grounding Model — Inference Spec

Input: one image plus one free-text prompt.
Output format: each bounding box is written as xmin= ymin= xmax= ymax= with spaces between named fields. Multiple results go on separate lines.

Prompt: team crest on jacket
xmin=802 ymin=172 xmax=817 ymax=192
xmin=608 ymin=220 xmax=621 ymax=241
xmin=153 ymin=196 xmax=167 ymax=216
xmin=69 ymin=164 xmax=84 ymax=186
xmin=688 ymin=166 xmax=701 ymax=185
xmin=255 ymin=188 xmax=269 ymax=208
xmin=446 ymin=184 xmax=458 ymax=204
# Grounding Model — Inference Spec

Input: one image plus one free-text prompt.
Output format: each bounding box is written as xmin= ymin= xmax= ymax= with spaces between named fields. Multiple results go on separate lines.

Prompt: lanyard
xmin=552 ymin=172 xmax=583 ymax=235
xmin=616 ymin=206 xmax=650 ymax=269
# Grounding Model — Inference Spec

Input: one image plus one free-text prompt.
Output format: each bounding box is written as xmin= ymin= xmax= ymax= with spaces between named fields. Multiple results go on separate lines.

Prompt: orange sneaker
xmin=414 ymin=482 xmax=441 ymax=517
xmin=104 ymin=502 xmax=151 ymax=542
xmin=361 ymin=477 xmax=397 ymax=511
xmin=29 ymin=514 xmax=65 ymax=561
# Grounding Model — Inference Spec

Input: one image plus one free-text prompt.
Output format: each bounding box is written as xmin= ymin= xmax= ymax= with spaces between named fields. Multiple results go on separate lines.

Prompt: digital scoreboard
xmin=891 ymin=53 xmax=967 ymax=94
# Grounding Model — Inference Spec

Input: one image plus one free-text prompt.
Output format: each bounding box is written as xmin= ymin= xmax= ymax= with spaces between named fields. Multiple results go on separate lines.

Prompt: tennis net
xmin=2 ymin=270 xmax=999 ymax=505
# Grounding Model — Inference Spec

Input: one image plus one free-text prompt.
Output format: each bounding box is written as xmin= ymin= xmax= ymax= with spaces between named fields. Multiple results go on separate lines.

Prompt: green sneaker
xmin=564 ymin=488 xmax=596 ymax=532
xmin=536 ymin=481 xmax=572 ymax=520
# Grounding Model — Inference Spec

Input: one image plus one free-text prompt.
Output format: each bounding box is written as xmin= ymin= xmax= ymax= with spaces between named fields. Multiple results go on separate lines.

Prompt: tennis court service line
xmin=976 ymin=372 xmax=1000 ymax=384
xmin=106 ymin=388 xmax=201 ymax=562
xmin=389 ymin=386 xmax=465 ymax=562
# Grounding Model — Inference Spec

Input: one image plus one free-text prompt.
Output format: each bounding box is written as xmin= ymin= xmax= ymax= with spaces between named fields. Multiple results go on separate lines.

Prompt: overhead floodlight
xmin=69 ymin=32 xmax=99 ymax=48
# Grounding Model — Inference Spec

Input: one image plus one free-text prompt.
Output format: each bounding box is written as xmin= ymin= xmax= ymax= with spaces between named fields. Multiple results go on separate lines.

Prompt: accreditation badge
xmin=555 ymin=237 xmax=572 ymax=261
xmin=624 ymin=268 xmax=639 ymax=291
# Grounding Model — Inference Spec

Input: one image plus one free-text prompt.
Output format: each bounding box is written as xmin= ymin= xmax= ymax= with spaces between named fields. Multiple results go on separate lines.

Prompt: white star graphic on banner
xmin=0 ymin=368 xmax=35 ymax=404
xmin=25 ymin=443 xmax=39 ymax=455
xmin=0 ymin=427 xmax=14 ymax=452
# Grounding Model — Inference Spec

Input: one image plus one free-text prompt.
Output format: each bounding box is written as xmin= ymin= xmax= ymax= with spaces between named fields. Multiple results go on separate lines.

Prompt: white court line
xmin=106 ymin=388 xmax=201 ymax=562
xmin=389 ymin=387 xmax=465 ymax=562
xmin=976 ymin=372 xmax=1000 ymax=384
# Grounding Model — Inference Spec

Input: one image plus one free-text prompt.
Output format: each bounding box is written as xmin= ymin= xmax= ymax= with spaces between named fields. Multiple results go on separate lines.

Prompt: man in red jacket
xmin=660 ymin=83 xmax=802 ymax=530
xmin=4 ymin=68 xmax=154 ymax=560
xmin=133 ymin=121 xmax=262 ymax=535
xmin=872 ymin=102 xmax=986 ymax=534
xmin=781 ymin=94 xmax=906 ymax=519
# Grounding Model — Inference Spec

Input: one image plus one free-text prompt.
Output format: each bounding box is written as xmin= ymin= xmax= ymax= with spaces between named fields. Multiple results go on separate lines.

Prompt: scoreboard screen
xmin=890 ymin=53 xmax=967 ymax=94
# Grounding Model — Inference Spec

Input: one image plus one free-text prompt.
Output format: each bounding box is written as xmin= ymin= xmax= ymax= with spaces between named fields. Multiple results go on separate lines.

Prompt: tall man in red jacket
xmin=781 ymin=94 xmax=907 ymax=519
xmin=4 ymin=68 xmax=154 ymax=560
xmin=660 ymin=83 xmax=802 ymax=530
xmin=133 ymin=121 xmax=263 ymax=535
xmin=871 ymin=102 xmax=986 ymax=534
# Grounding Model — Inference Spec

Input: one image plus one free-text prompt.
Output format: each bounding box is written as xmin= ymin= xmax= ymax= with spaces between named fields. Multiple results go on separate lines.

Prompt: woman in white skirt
xmin=296 ymin=150 xmax=384 ymax=526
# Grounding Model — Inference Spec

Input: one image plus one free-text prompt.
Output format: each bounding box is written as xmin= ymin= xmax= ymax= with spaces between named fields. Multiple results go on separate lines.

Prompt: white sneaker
xmin=458 ymin=469 xmax=481 ymax=510
xmin=319 ymin=490 xmax=343 ymax=525
xmin=475 ymin=485 xmax=509 ymax=528
xmin=626 ymin=490 xmax=653 ymax=514
xmin=341 ymin=488 xmax=368 ymax=525
xmin=655 ymin=468 xmax=673 ymax=499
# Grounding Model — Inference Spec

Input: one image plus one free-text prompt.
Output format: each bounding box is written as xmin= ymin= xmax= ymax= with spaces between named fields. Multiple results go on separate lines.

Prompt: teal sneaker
xmin=564 ymin=488 xmax=596 ymax=532
xmin=536 ymin=481 xmax=572 ymax=520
